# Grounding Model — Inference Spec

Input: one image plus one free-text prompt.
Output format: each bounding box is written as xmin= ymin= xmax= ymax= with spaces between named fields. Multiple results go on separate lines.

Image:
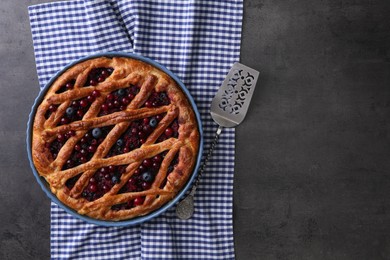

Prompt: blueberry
xmin=66 ymin=107 xmax=75 ymax=116
xmin=149 ymin=118 xmax=158 ymax=128
xmin=116 ymin=139 xmax=124 ymax=146
xmin=159 ymin=93 xmax=167 ymax=99
xmin=92 ymin=128 xmax=102 ymax=138
xmin=82 ymin=191 xmax=88 ymax=197
xmin=111 ymin=175 xmax=120 ymax=184
xmin=142 ymin=171 xmax=154 ymax=183
xmin=117 ymin=89 xmax=126 ymax=96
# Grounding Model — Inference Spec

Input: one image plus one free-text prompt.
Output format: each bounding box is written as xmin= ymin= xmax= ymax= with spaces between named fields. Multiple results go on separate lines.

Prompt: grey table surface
xmin=1 ymin=0 xmax=390 ymax=259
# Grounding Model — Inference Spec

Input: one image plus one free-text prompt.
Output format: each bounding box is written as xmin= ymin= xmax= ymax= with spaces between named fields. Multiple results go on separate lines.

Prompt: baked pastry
xmin=31 ymin=56 xmax=200 ymax=221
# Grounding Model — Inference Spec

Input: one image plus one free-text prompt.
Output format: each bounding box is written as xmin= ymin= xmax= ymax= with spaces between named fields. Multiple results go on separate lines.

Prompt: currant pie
xmin=31 ymin=56 xmax=200 ymax=221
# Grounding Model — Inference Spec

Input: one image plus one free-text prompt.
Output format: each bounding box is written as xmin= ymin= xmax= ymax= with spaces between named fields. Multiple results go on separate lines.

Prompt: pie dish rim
xmin=26 ymin=52 xmax=204 ymax=227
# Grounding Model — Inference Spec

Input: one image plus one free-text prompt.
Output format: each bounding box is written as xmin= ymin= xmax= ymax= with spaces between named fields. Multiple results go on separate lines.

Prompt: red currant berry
xmin=49 ymin=105 xmax=57 ymax=112
xmin=71 ymin=100 xmax=79 ymax=107
xmin=134 ymin=196 xmax=145 ymax=206
xmin=77 ymin=109 xmax=84 ymax=118
xmin=101 ymin=104 xmax=108 ymax=111
xmin=102 ymin=185 xmax=110 ymax=192
xmin=67 ymin=130 xmax=75 ymax=137
xmin=57 ymin=134 xmax=65 ymax=142
xmin=65 ymin=82 xmax=74 ymax=89
xmin=60 ymin=117 xmax=69 ymax=125
xmin=107 ymin=93 xmax=114 ymax=100
xmin=145 ymin=101 xmax=152 ymax=108
xmin=142 ymin=182 xmax=151 ymax=190
xmin=108 ymin=165 xmax=115 ymax=173
xmin=89 ymin=184 xmax=97 ymax=192
xmin=128 ymin=178 xmax=137 ymax=185
xmin=74 ymin=144 xmax=81 ymax=151
xmin=87 ymin=95 xmax=94 ymax=102
xmin=121 ymin=97 xmax=130 ymax=105
xmin=165 ymin=128 xmax=173 ymax=137
xmin=153 ymin=155 xmax=162 ymax=163
xmin=92 ymin=90 xmax=100 ymax=97
xmin=156 ymin=115 xmax=163 ymax=121
xmin=80 ymin=99 xmax=88 ymax=107
xmin=90 ymin=79 xmax=97 ymax=86
xmin=101 ymin=70 xmax=108 ymax=77
xmin=88 ymin=145 xmax=96 ymax=153
xmin=142 ymin=159 xmax=152 ymax=167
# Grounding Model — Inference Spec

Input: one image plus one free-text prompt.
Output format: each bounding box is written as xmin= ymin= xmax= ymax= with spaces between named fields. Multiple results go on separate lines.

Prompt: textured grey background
xmin=1 ymin=0 xmax=390 ymax=259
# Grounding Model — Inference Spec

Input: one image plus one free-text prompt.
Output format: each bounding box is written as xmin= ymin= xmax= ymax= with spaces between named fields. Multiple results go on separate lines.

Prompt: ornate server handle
xmin=189 ymin=125 xmax=223 ymax=195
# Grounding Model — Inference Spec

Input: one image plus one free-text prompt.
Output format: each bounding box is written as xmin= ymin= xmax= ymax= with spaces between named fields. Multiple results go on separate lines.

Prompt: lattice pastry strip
xmin=32 ymin=57 xmax=200 ymax=221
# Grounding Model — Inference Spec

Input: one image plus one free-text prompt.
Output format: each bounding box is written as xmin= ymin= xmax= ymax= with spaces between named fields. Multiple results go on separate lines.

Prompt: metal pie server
xmin=176 ymin=62 xmax=260 ymax=220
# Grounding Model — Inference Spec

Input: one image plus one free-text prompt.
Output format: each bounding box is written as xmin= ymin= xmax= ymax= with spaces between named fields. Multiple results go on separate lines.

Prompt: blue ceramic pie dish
xmin=26 ymin=52 xmax=203 ymax=227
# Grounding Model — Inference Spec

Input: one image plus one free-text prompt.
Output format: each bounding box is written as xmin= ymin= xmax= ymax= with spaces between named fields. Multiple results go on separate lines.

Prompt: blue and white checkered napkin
xmin=29 ymin=0 xmax=242 ymax=259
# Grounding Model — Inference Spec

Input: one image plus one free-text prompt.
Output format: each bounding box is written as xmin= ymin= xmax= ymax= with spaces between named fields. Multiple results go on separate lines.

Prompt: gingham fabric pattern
xmin=29 ymin=0 xmax=242 ymax=259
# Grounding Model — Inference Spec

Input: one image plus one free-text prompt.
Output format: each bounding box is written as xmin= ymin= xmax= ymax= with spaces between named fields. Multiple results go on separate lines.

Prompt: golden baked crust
xmin=31 ymin=56 xmax=200 ymax=221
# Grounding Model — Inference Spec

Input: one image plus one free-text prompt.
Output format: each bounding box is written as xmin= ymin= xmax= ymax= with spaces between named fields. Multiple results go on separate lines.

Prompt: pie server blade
xmin=176 ymin=62 xmax=260 ymax=220
xmin=210 ymin=62 xmax=260 ymax=128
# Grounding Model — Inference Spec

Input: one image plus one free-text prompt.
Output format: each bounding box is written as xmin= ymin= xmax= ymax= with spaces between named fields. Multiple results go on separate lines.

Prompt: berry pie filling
xmin=45 ymin=104 xmax=59 ymax=119
xmin=143 ymin=91 xmax=170 ymax=108
xmin=156 ymin=119 xmax=179 ymax=143
xmin=84 ymin=67 xmax=114 ymax=87
xmin=65 ymin=173 xmax=82 ymax=190
xmin=55 ymin=67 xmax=113 ymax=94
xmin=56 ymin=79 xmax=76 ymax=94
xmin=58 ymin=90 xmax=100 ymax=125
xmin=121 ymin=154 xmax=164 ymax=193
xmin=81 ymin=165 xmax=127 ymax=201
xmin=47 ymin=130 xmax=76 ymax=159
xmin=111 ymin=152 xmax=177 ymax=211
xmin=106 ymin=114 xmax=166 ymax=157
xmin=61 ymin=126 xmax=112 ymax=170
xmin=98 ymin=85 xmax=140 ymax=116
